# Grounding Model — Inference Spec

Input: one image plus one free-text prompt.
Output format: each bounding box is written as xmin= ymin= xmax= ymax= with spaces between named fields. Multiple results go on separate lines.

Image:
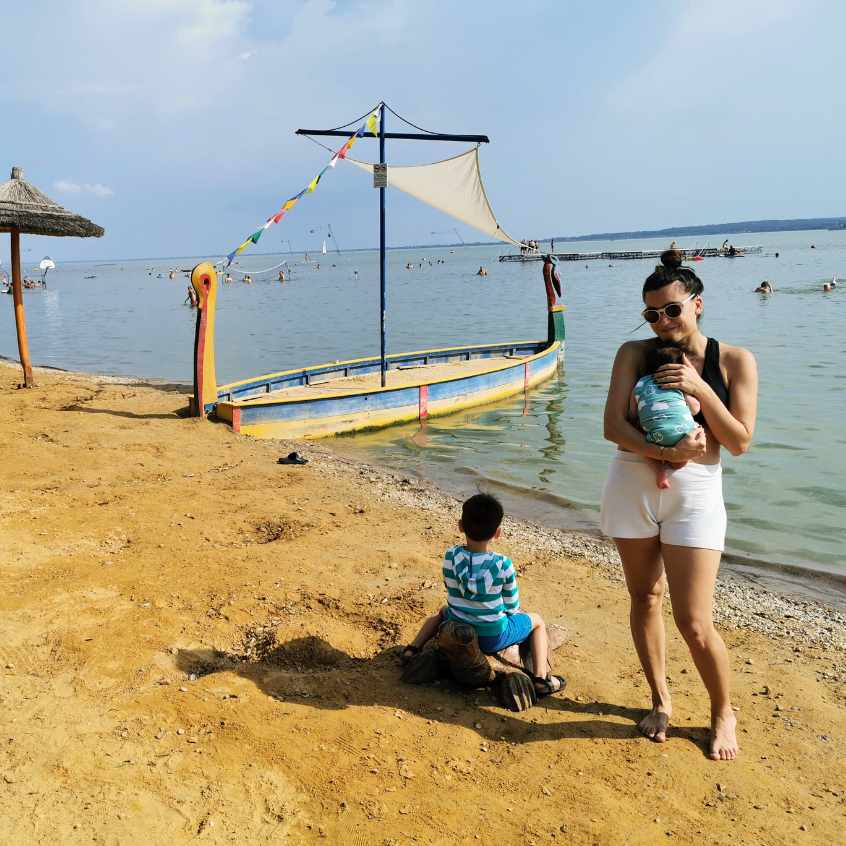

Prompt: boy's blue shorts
xmin=477 ymin=612 xmax=534 ymax=654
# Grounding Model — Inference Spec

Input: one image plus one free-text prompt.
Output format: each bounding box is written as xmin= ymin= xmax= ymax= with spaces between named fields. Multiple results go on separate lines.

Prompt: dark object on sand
xmin=277 ymin=451 xmax=308 ymax=465
xmin=401 ymin=619 xmax=566 ymax=713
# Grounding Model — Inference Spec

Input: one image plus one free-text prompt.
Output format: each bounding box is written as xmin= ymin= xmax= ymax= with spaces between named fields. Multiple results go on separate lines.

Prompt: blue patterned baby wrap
xmin=633 ymin=374 xmax=695 ymax=446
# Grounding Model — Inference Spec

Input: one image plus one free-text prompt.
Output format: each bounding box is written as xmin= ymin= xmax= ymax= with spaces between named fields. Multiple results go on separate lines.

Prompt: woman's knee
xmin=629 ymin=582 xmax=665 ymax=612
xmin=674 ymin=614 xmax=714 ymax=651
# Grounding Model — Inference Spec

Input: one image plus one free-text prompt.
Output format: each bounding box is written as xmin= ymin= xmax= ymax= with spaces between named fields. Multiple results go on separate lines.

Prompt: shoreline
xmin=332 ymin=442 xmax=846 ymax=610
xmin=2 ymin=362 xmax=844 ymax=844
xmin=311 ymin=443 xmax=846 ymax=650
xmin=4 ymin=356 xmax=846 ymax=614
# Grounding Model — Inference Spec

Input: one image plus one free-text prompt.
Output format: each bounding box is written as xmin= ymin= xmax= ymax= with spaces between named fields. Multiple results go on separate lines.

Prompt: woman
xmin=601 ymin=250 xmax=758 ymax=761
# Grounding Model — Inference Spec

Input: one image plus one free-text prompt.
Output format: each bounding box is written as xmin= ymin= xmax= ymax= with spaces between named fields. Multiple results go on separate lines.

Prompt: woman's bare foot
xmin=638 ymin=704 xmax=671 ymax=742
xmin=709 ymin=710 xmax=739 ymax=760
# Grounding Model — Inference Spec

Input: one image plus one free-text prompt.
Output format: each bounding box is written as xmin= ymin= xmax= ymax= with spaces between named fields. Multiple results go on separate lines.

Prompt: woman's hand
xmin=669 ymin=426 xmax=707 ymax=460
xmin=655 ymin=354 xmax=708 ymax=398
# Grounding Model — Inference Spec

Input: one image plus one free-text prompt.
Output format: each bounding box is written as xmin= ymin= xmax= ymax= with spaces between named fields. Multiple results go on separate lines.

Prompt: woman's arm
xmin=604 ymin=342 xmax=707 ymax=461
xmin=656 ymin=348 xmax=758 ymax=456
xmin=627 ymin=388 xmax=639 ymax=422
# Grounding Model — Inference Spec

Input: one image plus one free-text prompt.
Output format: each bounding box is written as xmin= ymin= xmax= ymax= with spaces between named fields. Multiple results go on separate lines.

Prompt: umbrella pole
xmin=10 ymin=230 xmax=34 ymax=387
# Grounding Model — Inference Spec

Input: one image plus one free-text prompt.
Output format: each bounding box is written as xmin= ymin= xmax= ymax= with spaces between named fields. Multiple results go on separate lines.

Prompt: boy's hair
xmin=461 ymin=493 xmax=504 ymax=542
xmin=644 ymin=343 xmax=684 ymax=375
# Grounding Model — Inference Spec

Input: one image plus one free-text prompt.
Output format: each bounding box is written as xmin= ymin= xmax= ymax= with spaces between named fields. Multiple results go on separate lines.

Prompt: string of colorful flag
xmin=223 ymin=109 xmax=380 ymax=267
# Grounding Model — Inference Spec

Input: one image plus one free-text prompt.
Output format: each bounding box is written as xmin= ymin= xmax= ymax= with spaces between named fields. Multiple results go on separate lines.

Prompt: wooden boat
xmin=189 ymin=257 xmax=564 ymax=439
xmin=189 ymin=102 xmax=565 ymax=440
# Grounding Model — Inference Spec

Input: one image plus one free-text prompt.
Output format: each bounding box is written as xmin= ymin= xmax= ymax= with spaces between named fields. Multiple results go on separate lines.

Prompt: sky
xmin=1 ymin=0 xmax=844 ymax=262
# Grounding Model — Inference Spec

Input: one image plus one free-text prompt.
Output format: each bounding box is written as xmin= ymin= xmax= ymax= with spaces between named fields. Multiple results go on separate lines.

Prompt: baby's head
xmin=644 ymin=343 xmax=684 ymax=375
xmin=459 ymin=493 xmax=504 ymax=544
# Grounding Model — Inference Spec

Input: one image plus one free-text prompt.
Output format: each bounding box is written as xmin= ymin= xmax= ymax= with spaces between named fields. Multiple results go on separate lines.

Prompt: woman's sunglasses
xmin=641 ymin=292 xmax=696 ymax=323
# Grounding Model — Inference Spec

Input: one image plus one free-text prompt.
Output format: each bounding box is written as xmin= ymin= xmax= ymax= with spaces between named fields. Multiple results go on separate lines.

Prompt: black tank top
xmin=694 ymin=337 xmax=730 ymax=424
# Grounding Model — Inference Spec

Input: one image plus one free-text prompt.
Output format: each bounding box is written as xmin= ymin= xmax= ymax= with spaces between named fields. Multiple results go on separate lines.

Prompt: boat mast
xmin=295 ymin=104 xmax=489 ymax=388
xmin=379 ymin=103 xmax=387 ymax=385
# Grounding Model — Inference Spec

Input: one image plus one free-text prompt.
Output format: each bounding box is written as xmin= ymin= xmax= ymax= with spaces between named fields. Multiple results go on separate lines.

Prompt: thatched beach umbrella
xmin=0 ymin=166 xmax=104 ymax=386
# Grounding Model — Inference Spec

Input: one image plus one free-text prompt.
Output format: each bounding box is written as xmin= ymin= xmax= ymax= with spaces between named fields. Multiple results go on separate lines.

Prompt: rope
xmin=216 ymin=258 xmax=292 ymax=276
xmin=322 ymin=103 xmax=382 ymax=132
xmin=382 ymin=102 xmax=439 ymax=134
xmin=301 ymin=133 xmax=342 ymax=155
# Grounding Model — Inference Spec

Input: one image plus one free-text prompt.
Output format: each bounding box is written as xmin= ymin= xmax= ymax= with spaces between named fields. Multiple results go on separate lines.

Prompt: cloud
xmin=54 ymin=180 xmax=115 ymax=198
xmin=608 ymin=0 xmax=810 ymax=112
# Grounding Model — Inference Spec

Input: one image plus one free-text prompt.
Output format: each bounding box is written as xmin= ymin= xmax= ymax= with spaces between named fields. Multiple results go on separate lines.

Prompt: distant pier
xmin=498 ymin=246 xmax=764 ymax=263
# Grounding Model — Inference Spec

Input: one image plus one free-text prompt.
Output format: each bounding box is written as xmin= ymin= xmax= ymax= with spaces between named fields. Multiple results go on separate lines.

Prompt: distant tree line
xmin=557 ymin=217 xmax=846 ymax=242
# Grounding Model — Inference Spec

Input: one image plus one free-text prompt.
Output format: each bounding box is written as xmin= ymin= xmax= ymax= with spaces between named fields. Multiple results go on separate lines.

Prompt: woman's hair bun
xmin=660 ymin=249 xmax=683 ymax=269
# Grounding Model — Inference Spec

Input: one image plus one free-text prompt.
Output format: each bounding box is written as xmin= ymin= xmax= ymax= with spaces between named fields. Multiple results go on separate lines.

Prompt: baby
xmin=630 ymin=345 xmax=701 ymax=489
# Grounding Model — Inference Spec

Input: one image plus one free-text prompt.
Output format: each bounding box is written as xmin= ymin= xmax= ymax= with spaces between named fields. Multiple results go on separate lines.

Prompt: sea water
xmin=2 ymin=230 xmax=844 ymax=582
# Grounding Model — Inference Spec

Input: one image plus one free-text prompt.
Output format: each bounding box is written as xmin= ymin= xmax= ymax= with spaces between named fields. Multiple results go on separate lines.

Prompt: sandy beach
xmin=1 ymin=362 xmax=844 ymax=845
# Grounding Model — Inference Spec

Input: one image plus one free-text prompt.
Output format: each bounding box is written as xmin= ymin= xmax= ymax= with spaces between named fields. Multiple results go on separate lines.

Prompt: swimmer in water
xmin=754 ymin=281 xmax=774 ymax=294
xmin=477 ymin=266 xmax=488 ymax=277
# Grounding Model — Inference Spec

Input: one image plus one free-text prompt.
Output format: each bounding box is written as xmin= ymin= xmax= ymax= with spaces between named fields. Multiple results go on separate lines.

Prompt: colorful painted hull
xmin=214 ymin=339 xmax=562 ymax=440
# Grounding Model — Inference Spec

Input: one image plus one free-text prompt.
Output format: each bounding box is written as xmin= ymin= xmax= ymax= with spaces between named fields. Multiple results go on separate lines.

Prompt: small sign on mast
xmin=373 ymin=163 xmax=387 ymax=189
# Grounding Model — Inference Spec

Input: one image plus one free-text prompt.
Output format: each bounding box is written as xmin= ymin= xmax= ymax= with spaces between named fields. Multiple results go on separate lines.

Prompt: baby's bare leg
xmin=646 ymin=457 xmax=671 ymax=489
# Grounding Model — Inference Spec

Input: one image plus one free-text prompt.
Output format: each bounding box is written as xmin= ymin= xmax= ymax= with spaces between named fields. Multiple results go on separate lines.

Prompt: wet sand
xmin=1 ymin=362 xmax=844 ymax=844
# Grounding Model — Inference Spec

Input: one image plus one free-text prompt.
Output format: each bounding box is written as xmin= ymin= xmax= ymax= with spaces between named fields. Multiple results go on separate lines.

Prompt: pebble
xmin=179 ymin=686 xmax=188 ymax=693
xmin=176 ymin=729 xmax=185 ymax=736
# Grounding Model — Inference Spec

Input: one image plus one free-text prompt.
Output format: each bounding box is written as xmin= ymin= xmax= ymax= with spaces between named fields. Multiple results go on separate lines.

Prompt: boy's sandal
xmin=532 ymin=673 xmax=567 ymax=698
xmin=277 ymin=451 xmax=308 ymax=465
xmin=400 ymin=644 xmax=421 ymax=664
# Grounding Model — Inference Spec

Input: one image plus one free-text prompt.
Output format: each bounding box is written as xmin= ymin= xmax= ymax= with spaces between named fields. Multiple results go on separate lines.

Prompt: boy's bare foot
xmin=638 ymin=704 xmax=671 ymax=742
xmin=709 ymin=710 xmax=739 ymax=760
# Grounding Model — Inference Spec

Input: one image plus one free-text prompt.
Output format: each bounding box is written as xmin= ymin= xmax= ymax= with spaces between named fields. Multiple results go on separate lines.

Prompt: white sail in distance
xmin=347 ymin=147 xmax=522 ymax=247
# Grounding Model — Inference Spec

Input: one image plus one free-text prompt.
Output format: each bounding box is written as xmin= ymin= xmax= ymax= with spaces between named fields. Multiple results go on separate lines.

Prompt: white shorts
xmin=600 ymin=451 xmax=727 ymax=551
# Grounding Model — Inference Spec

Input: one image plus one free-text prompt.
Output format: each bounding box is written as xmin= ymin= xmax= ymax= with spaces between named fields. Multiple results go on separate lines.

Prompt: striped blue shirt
xmin=442 ymin=545 xmax=520 ymax=636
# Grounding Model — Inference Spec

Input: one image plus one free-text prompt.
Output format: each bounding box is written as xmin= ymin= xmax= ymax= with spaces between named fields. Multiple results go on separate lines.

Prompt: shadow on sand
xmin=175 ymin=636 xmax=708 ymax=751
xmin=59 ymin=402 xmax=191 ymax=420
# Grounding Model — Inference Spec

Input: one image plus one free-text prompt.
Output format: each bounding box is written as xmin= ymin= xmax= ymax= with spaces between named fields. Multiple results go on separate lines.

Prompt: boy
xmin=630 ymin=345 xmax=701 ymax=489
xmin=402 ymin=493 xmax=565 ymax=698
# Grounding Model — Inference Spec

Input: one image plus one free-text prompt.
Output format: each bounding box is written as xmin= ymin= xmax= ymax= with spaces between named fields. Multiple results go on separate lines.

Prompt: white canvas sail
xmin=322 ymin=239 xmax=327 ymax=254
xmin=347 ymin=147 xmax=522 ymax=247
